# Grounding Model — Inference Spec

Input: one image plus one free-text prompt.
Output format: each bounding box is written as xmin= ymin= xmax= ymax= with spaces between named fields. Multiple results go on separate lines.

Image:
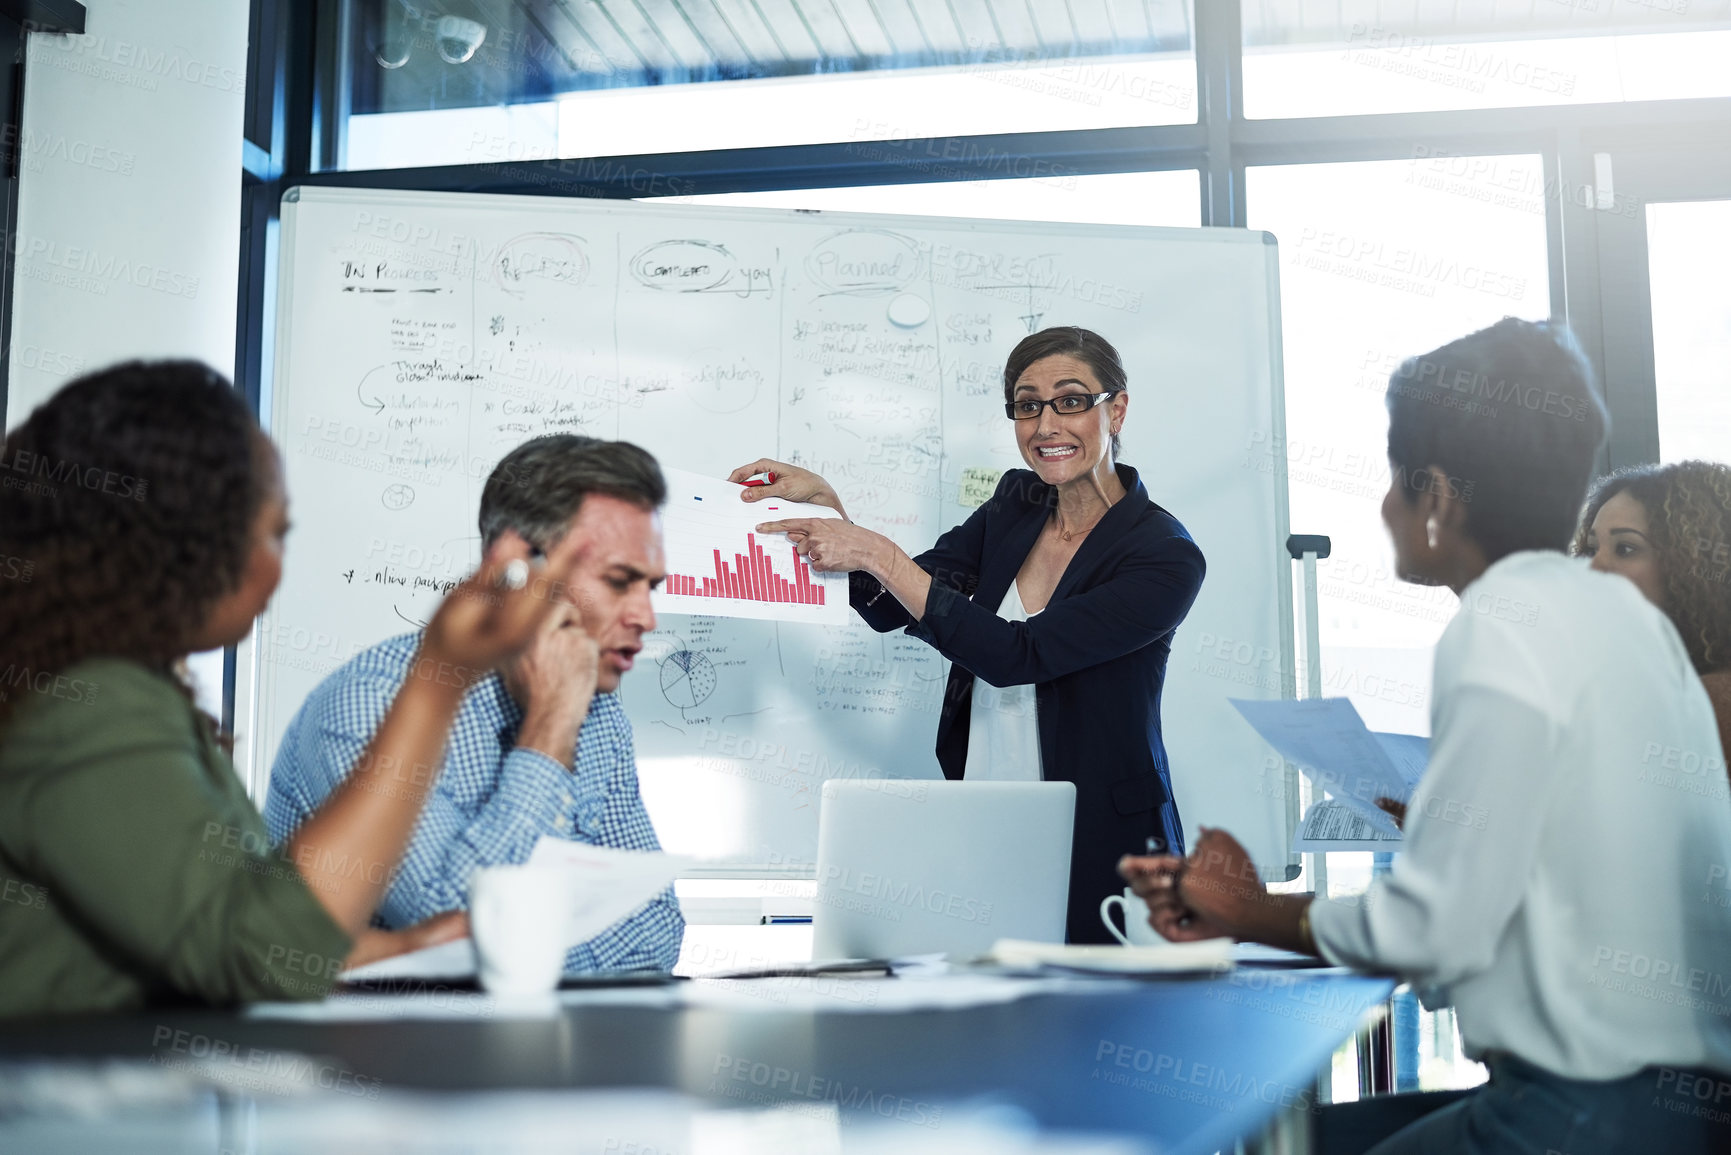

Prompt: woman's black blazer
xmin=850 ymin=464 xmax=1206 ymax=944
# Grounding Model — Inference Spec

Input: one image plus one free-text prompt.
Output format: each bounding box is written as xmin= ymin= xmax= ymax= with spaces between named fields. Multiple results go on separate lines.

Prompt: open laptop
xmin=810 ymin=779 xmax=1076 ymax=960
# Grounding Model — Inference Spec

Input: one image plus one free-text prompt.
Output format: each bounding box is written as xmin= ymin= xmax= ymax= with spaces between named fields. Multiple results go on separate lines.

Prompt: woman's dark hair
xmin=1002 ymin=327 xmax=1128 ymax=460
xmin=0 ymin=361 xmax=266 ymax=723
xmin=1385 ymin=317 xmax=1608 ymax=563
xmin=1570 ymin=461 xmax=1731 ymax=675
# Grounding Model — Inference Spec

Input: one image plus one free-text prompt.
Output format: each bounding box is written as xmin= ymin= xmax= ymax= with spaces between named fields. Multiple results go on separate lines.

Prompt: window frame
xmin=232 ymin=4 xmax=1731 ymax=1095
xmin=1579 ymin=148 xmax=1731 ymax=469
xmin=242 ymin=2 xmax=1730 ymax=460
xmin=234 ymin=0 xmax=1731 ymax=782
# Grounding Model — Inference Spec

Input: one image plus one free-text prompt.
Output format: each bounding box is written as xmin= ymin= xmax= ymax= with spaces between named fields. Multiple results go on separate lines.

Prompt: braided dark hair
xmin=0 ymin=361 xmax=265 ymax=723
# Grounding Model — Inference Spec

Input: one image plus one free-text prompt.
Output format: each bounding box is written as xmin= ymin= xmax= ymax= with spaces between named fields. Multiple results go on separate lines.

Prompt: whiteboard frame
xmin=255 ymin=185 xmax=1299 ymax=876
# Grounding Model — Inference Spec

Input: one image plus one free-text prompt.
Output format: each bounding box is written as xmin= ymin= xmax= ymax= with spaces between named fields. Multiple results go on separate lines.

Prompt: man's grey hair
xmin=478 ymin=435 xmax=666 ymax=551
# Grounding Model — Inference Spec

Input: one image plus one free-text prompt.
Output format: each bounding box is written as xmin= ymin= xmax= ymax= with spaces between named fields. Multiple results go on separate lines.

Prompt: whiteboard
xmin=255 ymin=186 xmax=1295 ymax=874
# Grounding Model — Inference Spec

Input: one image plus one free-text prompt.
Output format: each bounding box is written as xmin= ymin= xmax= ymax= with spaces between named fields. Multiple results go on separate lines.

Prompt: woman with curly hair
xmin=0 ymin=361 xmax=582 ymax=1015
xmin=1574 ymin=461 xmax=1731 ymax=767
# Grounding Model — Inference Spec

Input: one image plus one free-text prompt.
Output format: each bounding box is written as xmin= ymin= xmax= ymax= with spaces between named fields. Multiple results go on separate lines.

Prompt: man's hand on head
xmin=506 ymin=601 xmax=600 ymax=770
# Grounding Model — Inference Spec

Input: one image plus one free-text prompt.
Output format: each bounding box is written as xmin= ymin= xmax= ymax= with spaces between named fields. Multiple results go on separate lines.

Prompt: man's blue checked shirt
xmin=264 ymin=632 xmax=684 ymax=972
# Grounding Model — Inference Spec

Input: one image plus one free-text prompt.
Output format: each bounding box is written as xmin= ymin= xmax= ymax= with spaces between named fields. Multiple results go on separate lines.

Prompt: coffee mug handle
xmin=1098 ymin=894 xmax=1133 ymax=946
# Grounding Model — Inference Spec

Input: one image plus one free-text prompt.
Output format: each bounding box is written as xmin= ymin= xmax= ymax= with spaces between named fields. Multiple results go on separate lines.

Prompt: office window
xmin=340 ymin=1 xmax=1196 ymax=171
xmin=654 ymin=168 xmax=1201 ymax=228
xmin=1241 ymin=5 xmax=1731 ymax=119
xmin=1648 ymin=200 xmax=1731 ymax=465
xmin=346 ymin=101 xmax=561 ymax=172
xmin=1246 ymin=155 xmax=1551 ymax=739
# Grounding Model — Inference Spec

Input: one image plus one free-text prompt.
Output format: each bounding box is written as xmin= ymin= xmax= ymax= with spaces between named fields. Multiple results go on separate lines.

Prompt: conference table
xmin=0 ymin=966 xmax=1393 ymax=1154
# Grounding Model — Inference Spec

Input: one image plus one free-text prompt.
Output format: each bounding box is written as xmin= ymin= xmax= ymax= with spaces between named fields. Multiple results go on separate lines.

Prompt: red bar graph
xmin=666 ymin=532 xmax=825 ymax=606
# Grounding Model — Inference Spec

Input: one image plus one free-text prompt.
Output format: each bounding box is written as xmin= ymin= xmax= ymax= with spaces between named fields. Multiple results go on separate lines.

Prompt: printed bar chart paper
xmin=653 ymin=467 xmax=848 ymax=624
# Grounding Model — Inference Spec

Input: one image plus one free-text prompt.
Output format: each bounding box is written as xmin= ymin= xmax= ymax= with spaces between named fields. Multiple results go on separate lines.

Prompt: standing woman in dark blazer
xmin=731 ymin=327 xmax=1206 ymax=943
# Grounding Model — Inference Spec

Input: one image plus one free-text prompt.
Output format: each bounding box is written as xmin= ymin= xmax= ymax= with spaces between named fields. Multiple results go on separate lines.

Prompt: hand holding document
xmin=652 ymin=467 xmax=847 ymax=624
xmin=341 ymin=841 xmax=692 ymax=985
xmin=525 ymin=837 xmax=694 ymax=943
xmin=1230 ymin=698 xmax=1429 ymax=839
xmin=1291 ymin=799 xmax=1404 ymax=853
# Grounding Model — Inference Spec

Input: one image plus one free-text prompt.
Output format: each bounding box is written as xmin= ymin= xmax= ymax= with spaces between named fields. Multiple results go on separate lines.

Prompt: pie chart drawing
xmin=660 ymin=649 xmax=716 ymax=710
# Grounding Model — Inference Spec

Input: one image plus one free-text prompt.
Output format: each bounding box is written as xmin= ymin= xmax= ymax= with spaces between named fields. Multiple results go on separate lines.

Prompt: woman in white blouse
xmin=1122 ymin=318 xmax=1731 ymax=1154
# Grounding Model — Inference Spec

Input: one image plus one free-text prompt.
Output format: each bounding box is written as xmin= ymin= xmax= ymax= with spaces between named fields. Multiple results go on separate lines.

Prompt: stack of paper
xmin=1291 ymin=799 xmax=1403 ymax=853
xmin=338 ymin=840 xmax=692 ymax=985
xmin=340 ymin=937 xmax=478 ymax=984
xmin=1230 ymin=698 xmax=1428 ymax=847
xmin=525 ymin=837 xmax=695 ymax=940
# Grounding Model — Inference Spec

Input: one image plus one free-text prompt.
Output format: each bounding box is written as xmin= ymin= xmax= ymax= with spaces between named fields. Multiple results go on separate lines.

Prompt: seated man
xmin=266 ymin=435 xmax=683 ymax=972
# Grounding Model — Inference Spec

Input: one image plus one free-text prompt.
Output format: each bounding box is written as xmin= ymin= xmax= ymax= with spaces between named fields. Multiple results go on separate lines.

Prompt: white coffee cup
xmin=470 ymin=865 xmax=571 ymax=995
xmin=1099 ymin=887 xmax=1162 ymax=946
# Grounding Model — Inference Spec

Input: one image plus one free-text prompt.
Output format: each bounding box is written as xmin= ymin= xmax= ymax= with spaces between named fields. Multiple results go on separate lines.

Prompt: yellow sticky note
xmin=959 ymin=467 xmax=1005 ymax=509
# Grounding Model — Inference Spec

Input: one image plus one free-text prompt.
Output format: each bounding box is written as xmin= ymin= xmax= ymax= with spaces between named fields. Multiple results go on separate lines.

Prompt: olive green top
xmin=0 ymin=659 xmax=350 ymax=1016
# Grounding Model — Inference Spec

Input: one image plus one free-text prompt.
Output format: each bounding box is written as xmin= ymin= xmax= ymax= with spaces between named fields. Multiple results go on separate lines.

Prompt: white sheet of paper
xmin=650 ymin=467 xmax=847 ymax=624
xmin=1230 ymin=698 xmax=1417 ymax=835
xmin=679 ymin=974 xmax=1107 ymax=1014
xmin=1371 ymin=732 xmax=1430 ymax=788
xmin=987 ymin=937 xmax=1234 ymax=974
xmin=1292 ymin=799 xmax=1404 ymax=853
xmin=526 ymin=838 xmax=694 ymax=947
xmin=340 ymin=937 xmax=478 ymax=983
xmin=336 ymin=842 xmax=691 ymax=987
xmin=248 ymin=990 xmax=565 ymax=1021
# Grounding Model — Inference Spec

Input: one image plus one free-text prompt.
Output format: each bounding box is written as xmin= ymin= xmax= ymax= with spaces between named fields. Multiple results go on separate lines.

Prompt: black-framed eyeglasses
xmin=1004 ymin=390 xmax=1121 ymax=421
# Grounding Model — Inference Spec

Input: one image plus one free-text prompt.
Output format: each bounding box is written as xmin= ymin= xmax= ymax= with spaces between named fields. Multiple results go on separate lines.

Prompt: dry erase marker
xmin=742 ymin=471 xmax=777 ymax=487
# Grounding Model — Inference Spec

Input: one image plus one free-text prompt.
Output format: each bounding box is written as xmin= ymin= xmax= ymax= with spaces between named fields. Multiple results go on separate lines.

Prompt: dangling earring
xmin=1426 ymin=517 xmax=1440 ymax=550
